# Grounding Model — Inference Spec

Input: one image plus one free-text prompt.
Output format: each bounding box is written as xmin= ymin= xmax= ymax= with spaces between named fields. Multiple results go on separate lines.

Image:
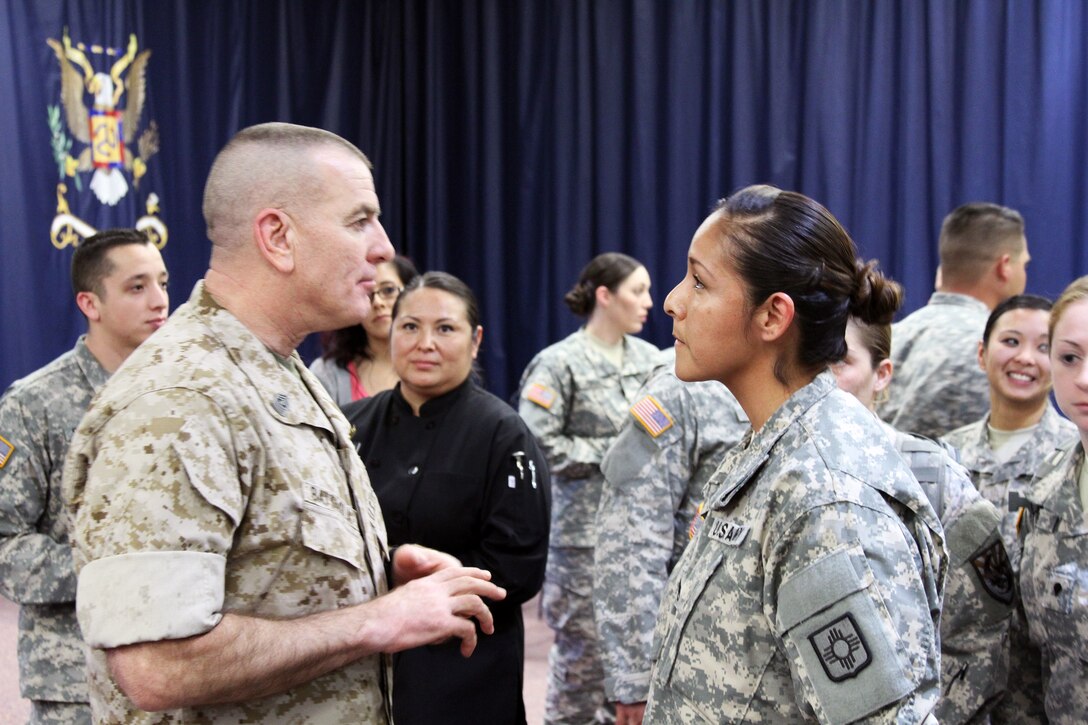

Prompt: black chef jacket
xmin=344 ymin=378 xmax=551 ymax=725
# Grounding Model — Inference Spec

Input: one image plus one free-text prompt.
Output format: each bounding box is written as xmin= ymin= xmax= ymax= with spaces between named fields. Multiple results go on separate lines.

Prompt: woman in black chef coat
xmin=344 ymin=271 xmax=552 ymax=725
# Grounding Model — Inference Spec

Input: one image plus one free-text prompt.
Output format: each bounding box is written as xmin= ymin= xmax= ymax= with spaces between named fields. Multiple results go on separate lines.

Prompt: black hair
xmin=71 ymin=228 xmax=154 ymax=298
xmin=982 ymin=293 xmax=1053 ymax=346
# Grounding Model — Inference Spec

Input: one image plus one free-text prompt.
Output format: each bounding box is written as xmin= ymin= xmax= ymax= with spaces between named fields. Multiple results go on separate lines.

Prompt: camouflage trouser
xmin=543 ymin=547 xmax=614 ymax=725
xmin=991 ymin=613 xmax=1047 ymax=724
xmin=29 ymin=700 xmax=91 ymax=725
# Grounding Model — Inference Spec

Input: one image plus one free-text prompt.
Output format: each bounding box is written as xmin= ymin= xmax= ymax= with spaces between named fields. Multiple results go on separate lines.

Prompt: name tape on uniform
xmin=706 ymin=518 xmax=749 ymax=546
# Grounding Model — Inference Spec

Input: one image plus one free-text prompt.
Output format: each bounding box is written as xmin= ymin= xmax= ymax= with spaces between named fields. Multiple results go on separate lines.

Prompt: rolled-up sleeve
xmin=68 ymin=388 xmax=246 ymax=648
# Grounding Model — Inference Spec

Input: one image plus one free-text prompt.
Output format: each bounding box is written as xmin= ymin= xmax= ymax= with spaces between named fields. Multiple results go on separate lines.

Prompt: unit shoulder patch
xmin=809 ymin=613 xmax=871 ymax=682
xmin=969 ymin=537 xmax=1015 ymax=605
xmin=525 ymin=382 xmax=557 ymax=409
xmin=630 ymin=395 xmax=674 ymax=438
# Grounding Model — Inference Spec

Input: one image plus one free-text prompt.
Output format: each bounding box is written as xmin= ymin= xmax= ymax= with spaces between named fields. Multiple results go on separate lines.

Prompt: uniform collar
xmin=390 ymin=376 xmax=474 ymax=419
xmin=707 ymin=371 xmax=836 ymax=509
xmin=191 ymin=281 xmax=343 ymax=442
xmin=927 ymin=291 xmax=989 ymax=312
xmin=73 ymin=335 xmax=111 ymax=393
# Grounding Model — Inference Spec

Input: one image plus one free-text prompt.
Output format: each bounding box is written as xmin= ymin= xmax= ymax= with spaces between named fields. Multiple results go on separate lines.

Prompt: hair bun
xmin=563 ymin=280 xmax=596 ymax=316
xmin=849 ymin=258 xmax=902 ymax=326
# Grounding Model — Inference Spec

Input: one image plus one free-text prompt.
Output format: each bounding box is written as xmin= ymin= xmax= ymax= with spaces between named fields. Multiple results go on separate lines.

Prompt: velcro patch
xmin=705 ymin=517 xmax=749 ymax=546
xmin=630 ymin=395 xmax=674 ymax=437
xmin=525 ymin=382 xmax=557 ymax=409
xmin=969 ymin=537 xmax=1015 ymax=605
xmin=0 ymin=434 xmax=13 ymax=469
xmin=809 ymin=613 xmax=871 ymax=682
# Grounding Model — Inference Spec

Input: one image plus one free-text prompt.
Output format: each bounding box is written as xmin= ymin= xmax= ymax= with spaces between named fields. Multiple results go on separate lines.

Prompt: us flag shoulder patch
xmin=525 ymin=382 xmax=557 ymax=409
xmin=0 ymin=434 xmax=14 ymax=470
xmin=630 ymin=395 xmax=674 ymax=438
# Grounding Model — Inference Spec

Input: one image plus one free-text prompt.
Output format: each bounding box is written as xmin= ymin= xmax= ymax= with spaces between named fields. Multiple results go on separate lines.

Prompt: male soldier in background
xmin=0 ymin=229 xmax=169 ymax=724
xmin=593 ymin=349 xmax=748 ymax=725
xmin=880 ymin=203 xmax=1029 ymax=438
xmin=63 ymin=123 xmax=504 ymax=723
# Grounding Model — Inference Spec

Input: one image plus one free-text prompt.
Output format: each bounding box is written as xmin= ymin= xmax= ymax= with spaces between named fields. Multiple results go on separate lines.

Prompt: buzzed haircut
xmin=938 ymin=202 xmax=1025 ymax=284
xmin=71 ymin=228 xmax=153 ymax=298
xmin=202 ymin=123 xmax=371 ymax=244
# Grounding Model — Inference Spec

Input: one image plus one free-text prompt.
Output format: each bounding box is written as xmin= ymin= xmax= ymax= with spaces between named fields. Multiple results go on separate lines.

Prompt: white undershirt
xmin=987 ymin=422 xmax=1038 ymax=465
xmin=584 ymin=329 xmax=625 ymax=370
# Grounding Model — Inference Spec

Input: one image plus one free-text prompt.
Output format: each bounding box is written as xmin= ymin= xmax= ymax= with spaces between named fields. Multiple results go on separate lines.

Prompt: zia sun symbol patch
xmin=808 ymin=613 xmax=871 ymax=682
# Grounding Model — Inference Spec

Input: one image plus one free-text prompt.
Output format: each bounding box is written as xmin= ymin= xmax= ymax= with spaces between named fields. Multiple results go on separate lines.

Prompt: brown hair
xmin=563 ymin=253 xmax=643 ymax=317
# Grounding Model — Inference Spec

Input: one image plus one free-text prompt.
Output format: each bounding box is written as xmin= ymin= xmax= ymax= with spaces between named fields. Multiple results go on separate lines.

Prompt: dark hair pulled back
xmin=715 ymin=185 xmax=900 ymax=377
xmin=563 ymin=252 xmax=643 ymax=317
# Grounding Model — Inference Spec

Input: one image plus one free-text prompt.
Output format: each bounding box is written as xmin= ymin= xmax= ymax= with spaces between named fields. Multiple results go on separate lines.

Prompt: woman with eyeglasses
xmin=309 ymin=255 xmax=418 ymax=404
xmin=344 ymin=272 xmax=551 ymax=724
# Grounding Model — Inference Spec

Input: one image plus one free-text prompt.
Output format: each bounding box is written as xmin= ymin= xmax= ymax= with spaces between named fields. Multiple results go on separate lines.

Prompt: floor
xmin=0 ymin=595 xmax=552 ymax=724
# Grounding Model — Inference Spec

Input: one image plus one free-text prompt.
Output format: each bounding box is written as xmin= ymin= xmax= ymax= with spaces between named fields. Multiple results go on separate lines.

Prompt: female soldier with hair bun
xmin=646 ymin=186 xmax=945 ymax=723
xmin=518 ymin=252 xmax=660 ymax=724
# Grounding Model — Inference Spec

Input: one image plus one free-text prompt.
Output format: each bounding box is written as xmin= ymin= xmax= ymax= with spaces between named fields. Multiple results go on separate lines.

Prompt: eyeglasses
xmin=370 ymin=284 xmax=403 ymax=302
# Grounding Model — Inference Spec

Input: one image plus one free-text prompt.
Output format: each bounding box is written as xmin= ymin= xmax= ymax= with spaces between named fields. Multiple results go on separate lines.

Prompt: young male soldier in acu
xmin=0 ymin=228 xmax=169 ymax=723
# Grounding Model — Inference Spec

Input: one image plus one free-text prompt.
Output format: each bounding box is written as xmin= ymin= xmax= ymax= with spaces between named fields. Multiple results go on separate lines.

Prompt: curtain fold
xmin=3 ymin=0 xmax=1087 ymax=400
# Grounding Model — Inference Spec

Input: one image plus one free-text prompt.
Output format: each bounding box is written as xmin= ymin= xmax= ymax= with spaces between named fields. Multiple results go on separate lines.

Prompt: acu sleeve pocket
xmin=776 ymin=546 xmax=913 ymax=725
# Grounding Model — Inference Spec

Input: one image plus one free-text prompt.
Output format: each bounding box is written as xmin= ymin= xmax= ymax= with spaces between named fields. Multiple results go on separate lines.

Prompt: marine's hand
xmin=391 ymin=543 xmax=462 ymax=586
xmin=362 ymin=565 xmax=506 ymax=657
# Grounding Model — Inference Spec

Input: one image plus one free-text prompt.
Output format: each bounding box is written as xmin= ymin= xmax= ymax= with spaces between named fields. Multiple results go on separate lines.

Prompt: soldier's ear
xmin=76 ymin=290 xmax=102 ymax=321
xmin=253 ymin=208 xmax=295 ymax=274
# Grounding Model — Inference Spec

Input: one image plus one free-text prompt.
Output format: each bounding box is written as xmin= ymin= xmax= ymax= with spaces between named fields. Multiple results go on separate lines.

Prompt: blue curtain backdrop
xmin=2 ymin=0 xmax=1087 ymax=401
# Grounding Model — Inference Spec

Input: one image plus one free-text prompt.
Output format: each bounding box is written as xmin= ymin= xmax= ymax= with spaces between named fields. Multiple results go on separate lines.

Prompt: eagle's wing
xmin=46 ymin=38 xmax=90 ymax=143
xmin=123 ymin=49 xmax=151 ymax=145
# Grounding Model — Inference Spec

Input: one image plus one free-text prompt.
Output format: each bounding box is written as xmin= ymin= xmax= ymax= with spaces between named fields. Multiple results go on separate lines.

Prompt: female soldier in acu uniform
xmin=1018 ymin=276 xmax=1088 ymax=725
xmin=518 ymin=253 xmax=660 ymax=724
xmin=646 ymin=186 xmax=945 ymax=724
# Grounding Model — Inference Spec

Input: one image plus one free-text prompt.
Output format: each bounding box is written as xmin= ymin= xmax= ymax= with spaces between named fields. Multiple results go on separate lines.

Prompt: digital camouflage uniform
xmin=593 ymin=358 xmax=748 ymax=706
xmin=890 ymin=425 xmax=1013 ymax=724
xmin=1018 ymin=441 xmax=1088 ymax=725
xmin=879 ymin=292 xmax=990 ymax=439
xmin=943 ymin=405 xmax=1076 ymax=723
xmin=63 ymin=282 xmax=391 ymax=724
xmin=646 ymin=374 xmax=946 ymax=724
xmin=0 ymin=337 xmax=103 ymax=724
xmin=518 ymin=330 xmax=659 ymax=723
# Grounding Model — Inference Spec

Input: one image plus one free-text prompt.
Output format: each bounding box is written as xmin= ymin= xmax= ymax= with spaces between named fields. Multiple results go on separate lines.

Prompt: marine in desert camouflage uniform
xmin=593 ymin=351 xmax=747 ymax=721
xmin=62 ymin=123 xmax=502 ymax=723
xmin=0 ymin=229 xmax=168 ymax=725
